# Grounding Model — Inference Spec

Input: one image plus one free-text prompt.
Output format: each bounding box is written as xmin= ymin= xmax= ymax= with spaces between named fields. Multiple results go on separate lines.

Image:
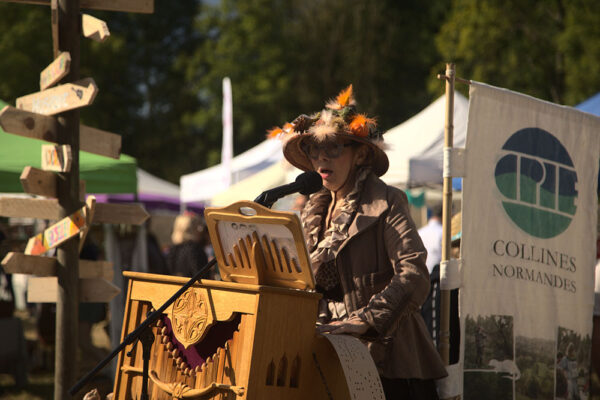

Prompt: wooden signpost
xmin=0 ymin=196 xmax=149 ymax=225
xmin=40 ymin=52 xmax=71 ymax=90
xmin=0 ymin=0 xmax=154 ymax=396
xmin=41 ymin=144 xmax=72 ymax=172
xmin=20 ymin=166 xmax=57 ymax=197
xmin=16 ymin=77 xmax=98 ymax=115
xmin=1 ymin=0 xmax=154 ymax=13
xmin=2 ymin=252 xmax=114 ymax=281
xmin=78 ymin=195 xmax=96 ymax=252
xmin=79 ymin=124 xmax=121 ymax=159
xmin=19 ymin=166 xmax=85 ymax=198
xmin=28 ymin=277 xmax=120 ymax=302
xmin=0 ymin=197 xmax=62 ymax=220
xmin=82 ymin=14 xmax=110 ymax=42
xmin=24 ymin=200 xmax=90 ymax=255
xmin=94 ymin=202 xmax=150 ymax=225
xmin=0 ymin=105 xmax=58 ymax=142
xmin=0 ymin=106 xmax=122 ymax=159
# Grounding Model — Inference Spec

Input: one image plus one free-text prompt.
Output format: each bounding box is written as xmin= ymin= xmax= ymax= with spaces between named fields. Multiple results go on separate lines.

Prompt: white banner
xmin=460 ymin=82 xmax=600 ymax=399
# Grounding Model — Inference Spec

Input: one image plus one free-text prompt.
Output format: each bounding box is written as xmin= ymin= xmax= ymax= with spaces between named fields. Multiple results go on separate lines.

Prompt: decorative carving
xmin=169 ymin=287 xmax=213 ymax=348
xmin=170 ymin=382 xmax=193 ymax=399
xmin=121 ymin=366 xmax=245 ymax=399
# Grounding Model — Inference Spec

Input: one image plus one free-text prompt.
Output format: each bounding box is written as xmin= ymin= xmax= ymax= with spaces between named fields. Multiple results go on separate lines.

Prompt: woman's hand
xmin=317 ymin=316 xmax=369 ymax=335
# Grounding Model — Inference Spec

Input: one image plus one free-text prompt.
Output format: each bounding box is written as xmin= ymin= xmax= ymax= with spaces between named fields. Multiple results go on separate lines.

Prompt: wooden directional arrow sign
xmin=81 ymin=0 xmax=153 ymax=13
xmin=20 ymin=167 xmax=86 ymax=199
xmin=3 ymin=0 xmax=154 ymax=13
xmin=80 ymin=125 xmax=122 ymax=159
xmin=1 ymin=252 xmax=55 ymax=276
xmin=41 ymin=144 xmax=72 ymax=172
xmin=0 ymin=197 xmax=149 ymax=226
xmin=94 ymin=203 xmax=150 ymax=225
xmin=40 ymin=52 xmax=71 ymax=90
xmin=78 ymin=196 xmax=96 ymax=252
xmin=20 ymin=166 xmax=57 ymax=197
xmin=24 ymin=197 xmax=94 ymax=255
xmin=82 ymin=14 xmax=110 ymax=42
xmin=1 ymin=252 xmax=113 ymax=280
xmin=0 ymin=105 xmax=58 ymax=142
xmin=16 ymin=78 xmax=98 ymax=116
xmin=25 ymin=207 xmax=86 ymax=255
xmin=0 ymin=106 xmax=122 ymax=159
xmin=28 ymin=277 xmax=120 ymax=303
xmin=78 ymin=260 xmax=113 ymax=280
xmin=0 ymin=197 xmax=61 ymax=220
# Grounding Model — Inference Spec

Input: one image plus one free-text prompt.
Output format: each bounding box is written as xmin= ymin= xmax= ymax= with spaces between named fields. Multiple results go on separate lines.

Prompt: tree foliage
xmin=0 ymin=4 xmax=52 ymax=101
xmin=79 ymin=0 xmax=203 ymax=182
xmin=182 ymin=0 xmax=449 ymax=168
xmin=0 ymin=0 xmax=598 ymax=183
xmin=180 ymin=0 xmax=298 ymax=168
xmin=434 ymin=0 xmax=600 ymax=105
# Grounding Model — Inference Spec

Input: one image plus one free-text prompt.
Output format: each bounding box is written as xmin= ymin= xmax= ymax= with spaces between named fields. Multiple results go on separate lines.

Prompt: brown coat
xmin=306 ymin=173 xmax=447 ymax=379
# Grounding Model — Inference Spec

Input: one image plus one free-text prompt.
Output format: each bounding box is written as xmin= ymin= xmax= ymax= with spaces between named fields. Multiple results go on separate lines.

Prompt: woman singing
xmin=269 ymin=85 xmax=447 ymax=399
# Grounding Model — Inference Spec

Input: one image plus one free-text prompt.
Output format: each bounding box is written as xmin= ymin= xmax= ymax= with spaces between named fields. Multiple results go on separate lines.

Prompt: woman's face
xmin=305 ymin=138 xmax=365 ymax=195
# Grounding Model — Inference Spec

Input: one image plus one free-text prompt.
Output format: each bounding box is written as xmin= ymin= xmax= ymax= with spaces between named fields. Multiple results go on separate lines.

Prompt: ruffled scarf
xmin=302 ymin=167 xmax=372 ymax=290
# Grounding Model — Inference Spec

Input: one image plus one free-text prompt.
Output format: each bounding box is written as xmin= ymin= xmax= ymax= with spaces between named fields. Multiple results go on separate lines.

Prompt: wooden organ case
xmin=113 ymin=201 xmax=352 ymax=399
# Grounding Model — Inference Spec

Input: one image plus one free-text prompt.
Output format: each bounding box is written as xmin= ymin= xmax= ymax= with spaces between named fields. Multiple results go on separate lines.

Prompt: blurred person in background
xmin=420 ymin=212 xmax=460 ymax=365
xmin=167 ymin=212 xmax=217 ymax=279
xmin=0 ymin=228 xmax=14 ymax=318
xmin=144 ymin=219 xmax=169 ymax=275
xmin=418 ymin=204 xmax=443 ymax=274
xmin=0 ymin=224 xmax=27 ymax=389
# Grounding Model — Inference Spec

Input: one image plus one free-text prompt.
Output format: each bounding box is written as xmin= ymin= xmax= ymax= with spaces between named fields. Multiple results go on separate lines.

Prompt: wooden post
xmin=0 ymin=0 xmax=154 ymax=396
xmin=439 ymin=63 xmax=455 ymax=367
xmin=54 ymin=0 xmax=81 ymax=397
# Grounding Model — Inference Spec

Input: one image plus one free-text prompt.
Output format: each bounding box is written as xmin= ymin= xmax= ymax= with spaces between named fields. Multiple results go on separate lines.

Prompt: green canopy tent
xmin=0 ymin=100 xmax=137 ymax=194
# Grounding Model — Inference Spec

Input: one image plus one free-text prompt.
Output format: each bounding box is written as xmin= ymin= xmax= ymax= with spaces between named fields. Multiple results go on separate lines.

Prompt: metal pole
xmin=54 ymin=0 xmax=80 ymax=397
xmin=439 ymin=63 xmax=455 ymax=365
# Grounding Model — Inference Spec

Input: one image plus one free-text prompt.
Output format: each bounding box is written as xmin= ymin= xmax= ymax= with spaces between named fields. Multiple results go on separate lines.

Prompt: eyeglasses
xmin=301 ymin=140 xmax=356 ymax=160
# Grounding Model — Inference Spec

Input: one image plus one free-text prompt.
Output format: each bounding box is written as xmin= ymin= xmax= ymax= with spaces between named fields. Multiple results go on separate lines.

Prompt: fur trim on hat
xmin=309 ymin=110 xmax=346 ymax=141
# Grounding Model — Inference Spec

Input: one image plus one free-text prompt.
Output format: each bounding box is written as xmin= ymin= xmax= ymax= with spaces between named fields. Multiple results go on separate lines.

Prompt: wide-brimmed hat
xmin=268 ymin=85 xmax=389 ymax=176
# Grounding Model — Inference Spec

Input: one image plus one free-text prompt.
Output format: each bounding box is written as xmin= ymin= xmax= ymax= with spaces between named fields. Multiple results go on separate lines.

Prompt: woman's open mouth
xmin=318 ymin=168 xmax=333 ymax=179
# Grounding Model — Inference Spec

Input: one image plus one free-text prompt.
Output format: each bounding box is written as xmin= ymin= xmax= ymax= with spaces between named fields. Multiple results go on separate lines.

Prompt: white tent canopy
xmin=138 ymin=168 xmax=180 ymax=198
xmin=381 ymin=92 xmax=468 ymax=187
xmin=180 ymin=139 xmax=283 ymax=203
xmin=211 ymin=160 xmax=300 ymax=207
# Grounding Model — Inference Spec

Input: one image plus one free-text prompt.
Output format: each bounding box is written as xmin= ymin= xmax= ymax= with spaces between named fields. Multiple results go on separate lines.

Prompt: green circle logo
xmin=494 ymin=128 xmax=577 ymax=238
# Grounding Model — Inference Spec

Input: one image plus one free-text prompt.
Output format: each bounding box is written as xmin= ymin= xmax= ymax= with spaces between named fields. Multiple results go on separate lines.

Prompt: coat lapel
xmin=339 ymin=175 xmax=389 ymax=253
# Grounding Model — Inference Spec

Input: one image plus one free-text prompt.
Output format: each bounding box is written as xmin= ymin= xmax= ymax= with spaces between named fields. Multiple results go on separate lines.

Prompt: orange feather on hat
xmin=266 ymin=122 xmax=295 ymax=138
xmin=266 ymin=126 xmax=283 ymax=139
xmin=326 ymin=84 xmax=355 ymax=110
xmin=349 ymin=114 xmax=377 ymax=137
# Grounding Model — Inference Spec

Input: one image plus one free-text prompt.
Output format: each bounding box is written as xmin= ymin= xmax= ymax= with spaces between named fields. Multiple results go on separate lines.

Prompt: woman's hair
xmin=357 ymin=143 xmax=373 ymax=168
